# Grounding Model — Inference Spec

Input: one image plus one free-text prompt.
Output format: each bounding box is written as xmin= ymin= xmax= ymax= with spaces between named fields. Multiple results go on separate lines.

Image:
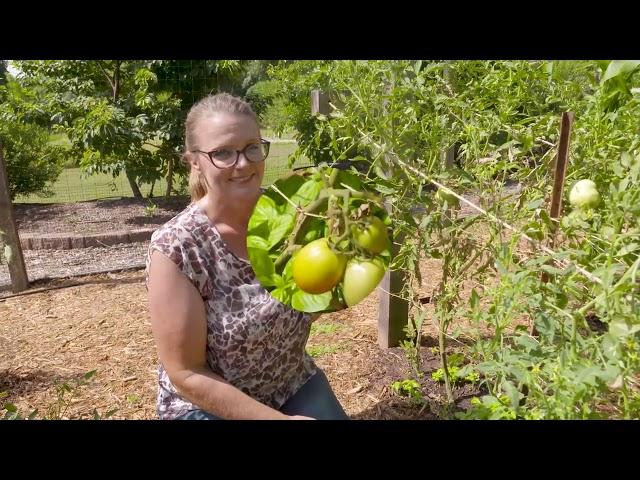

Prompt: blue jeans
xmin=177 ymin=368 xmax=349 ymax=420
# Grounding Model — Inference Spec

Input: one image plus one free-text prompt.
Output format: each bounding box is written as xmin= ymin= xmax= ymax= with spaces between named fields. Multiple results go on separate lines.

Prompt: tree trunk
xmin=125 ymin=168 xmax=143 ymax=198
xmin=165 ymin=156 xmax=174 ymax=197
xmin=111 ymin=62 xmax=142 ymax=198
xmin=112 ymin=61 xmax=121 ymax=103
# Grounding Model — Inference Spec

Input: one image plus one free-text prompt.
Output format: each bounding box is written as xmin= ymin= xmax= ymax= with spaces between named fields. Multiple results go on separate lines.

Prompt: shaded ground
xmin=14 ymin=196 xmax=190 ymax=235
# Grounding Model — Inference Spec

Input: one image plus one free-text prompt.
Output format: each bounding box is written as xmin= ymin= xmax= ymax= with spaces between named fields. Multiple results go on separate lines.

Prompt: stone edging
xmin=19 ymin=228 xmax=156 ymax=250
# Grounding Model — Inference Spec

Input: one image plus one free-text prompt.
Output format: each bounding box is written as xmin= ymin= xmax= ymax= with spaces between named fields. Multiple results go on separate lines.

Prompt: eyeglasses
xmin=191 ymin=138 xmax=270 ymax=169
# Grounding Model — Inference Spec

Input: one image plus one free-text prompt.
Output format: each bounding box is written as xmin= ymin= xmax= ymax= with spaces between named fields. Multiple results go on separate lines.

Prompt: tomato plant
xmin=247 ymin=165 xmax=391 ymax=312
xmin=268 ymin=59 xmax=640 ymax=419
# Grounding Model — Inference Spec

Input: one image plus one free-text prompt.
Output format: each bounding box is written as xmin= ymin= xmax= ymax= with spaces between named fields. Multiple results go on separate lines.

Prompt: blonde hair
xmin=182 ymin=93 xmax=259 ymax=202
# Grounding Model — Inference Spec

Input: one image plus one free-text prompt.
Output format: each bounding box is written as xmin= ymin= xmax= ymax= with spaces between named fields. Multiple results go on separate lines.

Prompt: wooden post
xmin=0 ymin=143 xmax=29 ymax=292
xmin=311 ymin=89 xmax=330 ymax=116
xmin=378 ymin=203 xmax=409 ymax=349
xmin=532 ymin=111 xmax=574 ymax=335
xmin=548 ymin=112 xmax=574 ymax=233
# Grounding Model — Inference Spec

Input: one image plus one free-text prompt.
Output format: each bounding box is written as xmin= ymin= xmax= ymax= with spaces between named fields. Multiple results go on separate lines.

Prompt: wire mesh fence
xmin=2 ymin=60 xmax=317 ymax=291
xmin=11 ymin=141 xmax=311 ymax=204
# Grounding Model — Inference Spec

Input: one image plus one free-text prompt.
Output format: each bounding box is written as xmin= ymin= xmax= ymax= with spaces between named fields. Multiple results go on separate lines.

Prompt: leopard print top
xmin=145 ymin=202 xmax=317 ymax=419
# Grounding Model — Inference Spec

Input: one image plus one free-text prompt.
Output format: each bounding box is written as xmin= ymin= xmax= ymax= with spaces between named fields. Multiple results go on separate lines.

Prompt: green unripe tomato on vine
xmin=569 ymin=179 xmax=601 ymax=210
xmin=353 ymin=216 xmax=390 ymax=254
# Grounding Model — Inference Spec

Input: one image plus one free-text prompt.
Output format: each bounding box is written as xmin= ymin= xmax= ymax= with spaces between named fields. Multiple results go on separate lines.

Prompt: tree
xmin=13 ymin=60 xmax=184 ymax=198
xmin=0 ymin=77 xmax=66 ymax=199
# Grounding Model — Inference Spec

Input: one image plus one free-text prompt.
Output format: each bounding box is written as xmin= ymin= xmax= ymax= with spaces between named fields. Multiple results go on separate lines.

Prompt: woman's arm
xmin=148 ymin=250 xmax=304 ymax=420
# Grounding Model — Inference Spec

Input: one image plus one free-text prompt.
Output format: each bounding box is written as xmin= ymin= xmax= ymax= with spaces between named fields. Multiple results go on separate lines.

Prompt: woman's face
xmin=189 ymin=112 xmax=266 ymax=203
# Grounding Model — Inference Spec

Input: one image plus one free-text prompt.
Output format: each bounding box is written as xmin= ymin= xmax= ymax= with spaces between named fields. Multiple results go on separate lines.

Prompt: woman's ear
xmin=185 ymin=152 xmax=201 ymax=173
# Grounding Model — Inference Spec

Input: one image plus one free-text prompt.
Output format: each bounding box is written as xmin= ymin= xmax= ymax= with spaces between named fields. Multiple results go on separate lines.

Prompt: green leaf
xmin=248 ymin=220 xmax=270 ymax=240
xmin=247 ymin=235 xmax=270 ymax=250
xmin=501 ymin=380 xmax=520 ymax=412
xmin=249 ymin=195 xmax=278 ymax=231
xmin=274 ymin=174 xmax=307 ymax=199
xmin=374 ymin=184 xmax=396 ymax=195
xmin=291 ymin=289 xmax=332 ymax=312
xmin=267 ymin=213 xmax=295 ymax=249
xmin=514 ymin=335 xmax=539 ymax=353
xmin=374 ymin=163 xmax=392 ymax=181
xmin=336 ymin=169 xmax=364 ymax=191
xmin=526 ymin=198 xmax=544 ymax=210
xmin=290 ymin=179 xmax=323 ymax=208
xmin=609 ymin=319 xmax=640 ymax=338
xmin=618 ymin=243 xmax=639 ymax=257
xmin=282 ymin=256 xmax=296 ymax=281
xmin=272 ymin=274 xmax=285 ymax=289
xmin=540 ymin=264 xmax=563 ymax=276
xmin=575 ymin=366 xmax=601 ymax=387
xmin=602 ymin=60 xmax=640 ymax=83
xmin=596 ymin=364 xmax=620 ymax=384
xmin=248 ymin=247 xmax=277 ymax=287
xmin=596 ymin=60 xmax=612 ymax=73
xmin=270 ymin=287 xmax=290 ymax=303
xmin=455 ymin=364 xmax=474 ymax=379
xmin=469 ymin=288 xmax=480 ymax=310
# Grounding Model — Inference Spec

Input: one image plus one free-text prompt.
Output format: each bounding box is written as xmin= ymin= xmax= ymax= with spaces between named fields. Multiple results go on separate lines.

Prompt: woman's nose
xmin=235 ymin=151 xmax=252 ymax=168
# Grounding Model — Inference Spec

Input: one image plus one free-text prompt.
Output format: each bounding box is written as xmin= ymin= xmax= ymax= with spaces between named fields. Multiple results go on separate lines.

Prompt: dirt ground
xmin=1 ymin=196 xmax=486 ymax=420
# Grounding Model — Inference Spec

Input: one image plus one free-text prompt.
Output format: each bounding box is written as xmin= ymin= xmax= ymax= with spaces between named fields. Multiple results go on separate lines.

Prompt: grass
xmin=14 ymin=142 xmax=313 ymax=204
xmin=310 ymin=322 xmax=343 ymax=336
xmin=305 ymin=343 xmax=343 ymax=358
xmin=260 ymin=127 xmax=296 ymax=141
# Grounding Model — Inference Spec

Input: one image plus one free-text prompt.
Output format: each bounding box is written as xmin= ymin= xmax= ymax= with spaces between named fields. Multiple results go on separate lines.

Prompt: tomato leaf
xmin=618 ymin=243 xmax=638 ymax=257
xmin=269 ymin=174 xmax=306 ymax=203
xmin=249 ymin=195 xmax=278 ymax=231
xmin=248 ymin=247 xmax=278 ymax=287
xmin=247 ymin=235 xmax=270 ymax=250
xmin=270 ymin=286 xmax=290 ymax=304
xmin=602 ymin=60 xmax=640 ymax=84
xmin=267 ymin=213 xmax=295 ymax=249
xmin=282 ymin=256 xmax=295 ymax=281
xmin=336 ymin=169 xmax=364 ymax=191
xmin=290 ymin=178 xmax=324 ymax=208
xmin=291 ymin=289 xmax=332 ymax=312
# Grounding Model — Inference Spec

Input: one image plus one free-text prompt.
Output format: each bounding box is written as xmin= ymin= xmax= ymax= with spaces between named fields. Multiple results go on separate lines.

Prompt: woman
xmin=145 ymin=93 xmax=348 ymax=420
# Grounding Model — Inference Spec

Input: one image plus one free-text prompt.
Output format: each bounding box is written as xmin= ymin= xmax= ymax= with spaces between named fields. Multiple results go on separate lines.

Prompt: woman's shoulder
xmin=150 ymin=203 xmax=210 ymax=245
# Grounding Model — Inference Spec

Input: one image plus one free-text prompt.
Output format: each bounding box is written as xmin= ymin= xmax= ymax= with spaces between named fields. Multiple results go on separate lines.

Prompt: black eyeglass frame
xmin=190 ymin=138 xmax=271 ymax=169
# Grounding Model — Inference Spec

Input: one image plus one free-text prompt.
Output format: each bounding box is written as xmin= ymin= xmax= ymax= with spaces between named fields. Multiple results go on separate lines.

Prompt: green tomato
xmin=292 ymin=239 xmax=346 ymax=295
xmin=353 ymin=216 xmax=390 ymax=254
xmin=342 ymin=258 xmax=386 ymax=307
xmin=569 ymin=179 xmax=601 ymax=209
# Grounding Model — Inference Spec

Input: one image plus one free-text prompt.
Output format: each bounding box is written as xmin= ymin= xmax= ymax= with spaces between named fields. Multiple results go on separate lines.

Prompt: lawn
xmin=14 ymin=142 xmax=313 ymax=204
